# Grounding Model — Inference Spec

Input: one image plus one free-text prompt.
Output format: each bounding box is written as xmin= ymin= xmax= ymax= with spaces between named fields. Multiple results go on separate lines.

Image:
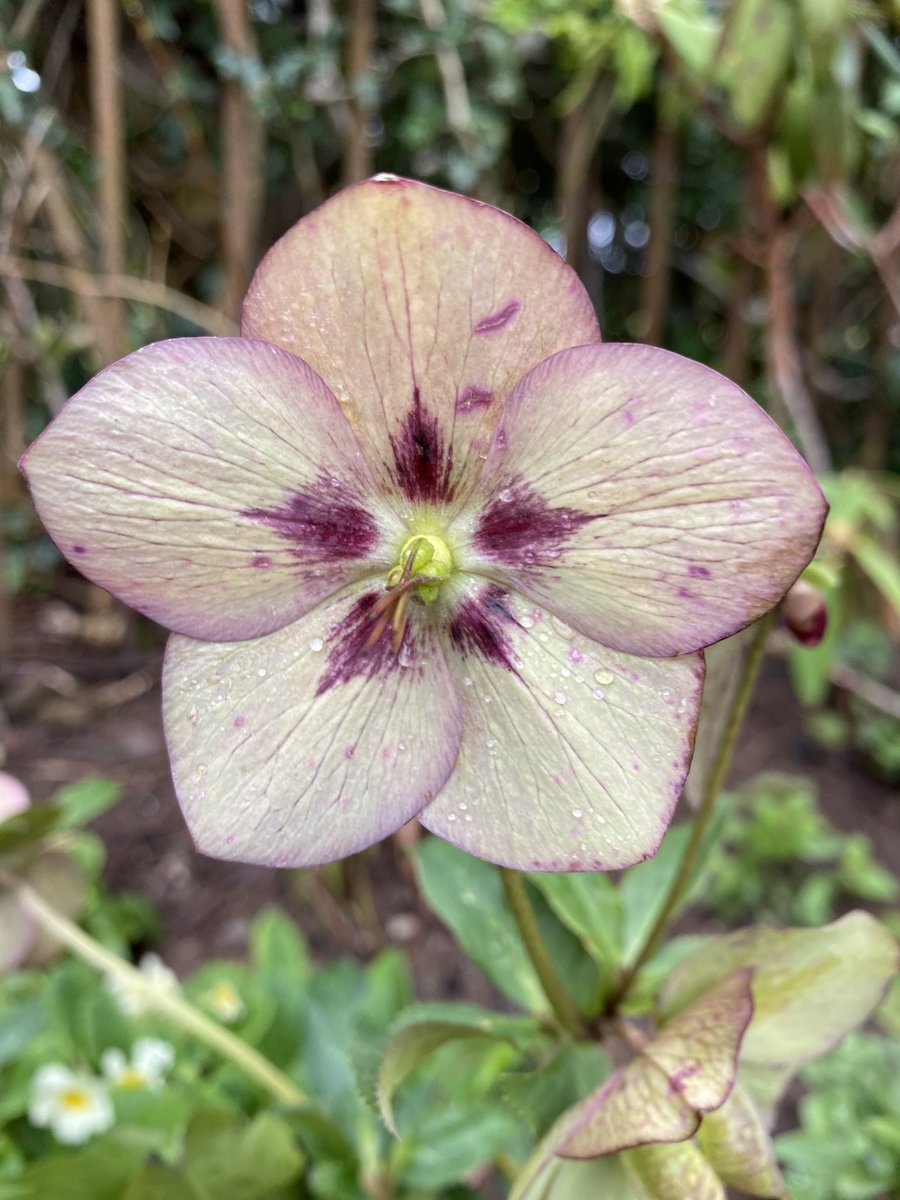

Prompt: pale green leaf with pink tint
xmin=658 ymin=911 xmax=898 ymax=1068
xmin=697 ymin=1083 xmax=789 ymax=1199
xmin=623 ymin=1141 xmax=724 ymax=1200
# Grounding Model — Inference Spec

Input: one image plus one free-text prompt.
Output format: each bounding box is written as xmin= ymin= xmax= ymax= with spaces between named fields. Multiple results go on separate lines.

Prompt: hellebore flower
xmin=21 ymin=177 xmax=826 ymax=871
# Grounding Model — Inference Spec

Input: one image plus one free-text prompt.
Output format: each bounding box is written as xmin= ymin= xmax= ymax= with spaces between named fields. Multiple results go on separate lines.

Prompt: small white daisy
xmin=106 ymin=952 xmax=180 ymax=1016
xmin=28 ymin=1064 xmax=114 ymax=1144
xmin=101 ymin=1037 xmax=175 ymax=1091
xmin=200 ymin=978 xmax=246 ymax=1024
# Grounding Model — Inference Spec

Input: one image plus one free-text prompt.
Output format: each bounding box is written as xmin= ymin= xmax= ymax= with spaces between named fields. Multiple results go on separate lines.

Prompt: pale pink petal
xmin=457 ymin=344 xmax=827 ymax=656
xmin=163 ymin=580 xmax=462 ymax=866
xmin=419 ymin=578 xmax=704 ymax=870
xmin=0 ymin=772 xmax=30 ymax=823
xmin=22 ymin=338 xmax=398 ymax=641
xmin=243 ymin=176 xmax=599 ymax=512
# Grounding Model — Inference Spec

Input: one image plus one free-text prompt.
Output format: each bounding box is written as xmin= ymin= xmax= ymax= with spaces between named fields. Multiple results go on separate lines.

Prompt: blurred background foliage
xmin=2 ymin=0 xmax=900 ymax=757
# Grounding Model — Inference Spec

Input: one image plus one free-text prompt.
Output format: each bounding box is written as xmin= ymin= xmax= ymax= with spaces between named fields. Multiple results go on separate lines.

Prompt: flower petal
xmin=163 ymin=580 xmax=462 ymax=866
xmin=458 ymin=343 xmax=827 ymax=656
xmin=420 ymin=579 xmax=704 ymax=870
xmin=22 ymin=338 xmax=397 ymax=641
xmin=242 ymin=176 xmax=600 ymax=511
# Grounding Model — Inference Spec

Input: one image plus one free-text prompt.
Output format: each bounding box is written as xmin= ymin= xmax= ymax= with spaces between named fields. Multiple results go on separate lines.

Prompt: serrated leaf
xmin=377 ymin=1004 xmax=535 ymax=1134
xmin=697 ymin=1083 xmax=788 ymax=1198
xmin=658 ymin=911 xmax=899 ymax=1069
xmin=623 ymin=1141 xmax=724 ymax=1200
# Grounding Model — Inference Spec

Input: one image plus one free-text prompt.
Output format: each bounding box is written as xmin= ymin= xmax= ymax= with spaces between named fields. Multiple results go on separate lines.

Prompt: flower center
xmin=367 ymin=532 xmax=453 ymax=651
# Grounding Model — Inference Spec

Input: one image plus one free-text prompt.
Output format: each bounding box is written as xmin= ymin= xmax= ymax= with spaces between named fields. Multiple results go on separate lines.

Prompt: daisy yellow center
xmin=60 ymin=1089 xmax=91 ymax=1111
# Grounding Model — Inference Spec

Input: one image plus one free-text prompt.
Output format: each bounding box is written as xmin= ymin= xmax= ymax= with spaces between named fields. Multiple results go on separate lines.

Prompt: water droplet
xmin=256 ymin=668 xmax=267 ymax=677
xmin=463 ymin=675 xmax=473 ymax=687
xmin=483 ymin=695 xmax=492 ymax=704
xmin=398 ymin=644 xmax=414 ymax=668
xmin=398 ymin=741 xmax=407 ymax=752
xmin=498 ymin=487 xmax=513 ymax=503
xmin=447 ymin=812 xmax=457 ymax=822
xmin=592 ymin=688 xmax=605 ymax=700
xmin=459 ymin=802 xmax=468 ymax=811
xmin=594 ymin=668 xmax=614 ymax=686
xmin=309 ymin=636 xmax=324 ymax=652
xmin=554 ymin=691 xmax=567 ymax=705
xmin=485 ymin=738 xmax=497 ymax=749
xmin=520 ymin=615 xmax=534 ymax=629
xmin=571 ymin=808 xmax=583 ymax=819
xmin=197 ymin=764 xmax=207 ymax=777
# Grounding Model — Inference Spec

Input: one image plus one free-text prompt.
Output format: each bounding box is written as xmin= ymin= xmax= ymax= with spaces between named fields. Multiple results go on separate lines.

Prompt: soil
xmin=2 ymin=581 xmax=898 ymax=999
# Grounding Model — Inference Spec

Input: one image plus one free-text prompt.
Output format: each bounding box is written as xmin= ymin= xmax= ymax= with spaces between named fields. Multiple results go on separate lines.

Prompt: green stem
xmin=606 ymin=611 xmax=774 ymax=1013
xmin=499 ymin=867 xmax=585 ymax=1038
xmin=6 ymin=872 xmax=308 ymax=1108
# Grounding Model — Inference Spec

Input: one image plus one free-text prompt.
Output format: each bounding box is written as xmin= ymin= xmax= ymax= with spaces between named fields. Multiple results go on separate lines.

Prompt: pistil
xmin=367 ymin=533 xmax=453 ymax=651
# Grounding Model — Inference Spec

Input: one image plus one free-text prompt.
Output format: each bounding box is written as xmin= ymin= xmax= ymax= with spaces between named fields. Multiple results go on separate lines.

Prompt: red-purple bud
xmin=781 ymin=580 xmax=827 ymax=647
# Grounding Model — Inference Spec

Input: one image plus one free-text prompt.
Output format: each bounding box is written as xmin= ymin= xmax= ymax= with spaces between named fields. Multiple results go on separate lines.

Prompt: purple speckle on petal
xmin=456 ymin=385 xmax=494 ymax=413
xmin=669 ymin=1063 xmax=700 ymax=1093
xmin=567 ymin=648 xmax=584 ymax=664
xmin=474 ymin=478 xmax=596 ymax=569
xmin=251 ymin=554 xmax=272 ymax=569
xmin=390 ymin=387 xmax=453 ymax=503
xmin=688 ymin=565 xmax=712 ymax=579
xmin=72 ymin=544 xmax=86 ymax=555
xmin=448 ymin=584 xmax=517 ymax=671
xmin=242 ymin=473 xmax=378 ymax=562
xmin=233 ymin=715 xmax=246 ymax=729
xmin=474 ymin=299 xmax=521 ymax=334
xmin=677 ymin=587 xmax=695 ymax=600
xmin=344 ymin=745 xmax=356 ymax=759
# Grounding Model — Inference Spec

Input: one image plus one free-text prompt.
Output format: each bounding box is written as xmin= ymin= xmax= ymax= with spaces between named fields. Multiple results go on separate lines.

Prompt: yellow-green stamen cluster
xmin=387 ymin=533 xmax=453 ymax=604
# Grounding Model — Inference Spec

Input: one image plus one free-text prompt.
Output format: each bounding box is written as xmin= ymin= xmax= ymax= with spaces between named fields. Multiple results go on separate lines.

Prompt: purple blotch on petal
xmin=668 ymin=1063 xmax=701 ymax=1094
xmin=316 ymin=592 xmax=405 ymax=696
xmin=242 ymin=472 xmax=378 ymax=562
xmin=456 ymin=385 xmax=494 ymax=413
xmin=72 ymin=544 xmax=87 ymax=555
xmin=390 ymin=387 xmax=453 ymax=503
xmin=474 ymin=478 xmax=596 ymax=569
xmin=688 ymin=565 xmax=712 ymax=579
xmin=474 ymin=300 xmax=521 ymax=335
xmin=251 ymin=554 xmax=272 ymax=569
xmin=448 ymin=584 xmax=517 ymax=671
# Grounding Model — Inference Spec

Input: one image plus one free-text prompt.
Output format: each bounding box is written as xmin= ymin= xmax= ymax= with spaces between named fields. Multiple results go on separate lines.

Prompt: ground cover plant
xmin=2 ymin=0 xmax=899 ymax=1197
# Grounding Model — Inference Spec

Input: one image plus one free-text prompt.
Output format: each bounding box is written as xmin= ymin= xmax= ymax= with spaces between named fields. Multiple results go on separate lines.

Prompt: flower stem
xmin=5 ymin=872 xmax=308 ymax=1108
xmin=499 ymin=867 xmax=586 ymax=1038
xmin=606 ymin=611 xmax=774 ymax=1013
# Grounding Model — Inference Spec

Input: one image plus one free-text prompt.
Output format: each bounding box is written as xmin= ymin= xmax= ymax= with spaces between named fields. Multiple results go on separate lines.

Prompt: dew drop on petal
xmin=498 ymin=487 xmax=513 ymax=503
xmin=309 ymin=636 xmax=324 ymax=652
xmin=592 ymin=688 xmax=605 ymax=700
xmin=257 ymin=667 xmax=267 ymax=677
xmin=594 ymin=668 xmax=614 ymax=686
xmin=554 ymin=691 xmax=567 ymax=705
xmin=571 ymin=808 xmax=583 ymax=819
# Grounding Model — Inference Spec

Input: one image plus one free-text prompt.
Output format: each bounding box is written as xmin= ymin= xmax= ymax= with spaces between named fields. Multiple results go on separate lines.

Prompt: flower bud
xmin=781 ymin=580 xmax=827 ymax=647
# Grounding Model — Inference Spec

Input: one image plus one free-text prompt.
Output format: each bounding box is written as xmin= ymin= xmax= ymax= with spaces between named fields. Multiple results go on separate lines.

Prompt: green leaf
xmin=659 ymin=911 xmax=899 ymax=1070
xmin=719 ymin=0 xmax=794 ymax=129
xmin=122 ymin=1163 xmax=206 ymax=1200
xmin=528 ymin=873 xmax=622 ymax=988
xmin=501 ymin=1042 xmax=611 ymax=1133
xmin=182 ymin=1111 xmax=304 ymax=1200
xmin=395 ymin=1099 xmax=523 ymax=1189
xmin=414 ymin=838 xmax=546 ymax=1012
xmin=248 ymin=906 xmax=311 ymax=987
xmin=377 ymin=1003 xmax=536 ymax=1134
xmin=14 ymin=1143 xmax=144 ymax=1199
xmin=656 ymin=4 xmax=720 ymax=79
xmin=510 ymin=1130 xmax=648 ymax=1200
xmin=619 ymin=810 xmax=723 ymax=967
xmin=52 ymin=778 xmax=122 ymax=829
xmin=0 ymin=804 xmax=63 ymax=858
xmin=0 ymin=996 xmax=46 ymax=1067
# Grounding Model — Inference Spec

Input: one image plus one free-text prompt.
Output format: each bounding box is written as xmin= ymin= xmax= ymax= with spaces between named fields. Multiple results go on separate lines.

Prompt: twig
xmin=418 ymin=0 xmax=473 ymax=146
xmin=343 ymin=0 xmax=376 ymax=183
xmin=637 ymin=98 xmax=678 ymax=344
xmin=753 ymin=151 xmax=831 ymax=475
xmin=213 ymin=0 xmax=265 ymax=320
xmin=87 ymin=0 xmax=127 ymax=364
xmin=0 ymin=255 xmax=238 ymax=335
